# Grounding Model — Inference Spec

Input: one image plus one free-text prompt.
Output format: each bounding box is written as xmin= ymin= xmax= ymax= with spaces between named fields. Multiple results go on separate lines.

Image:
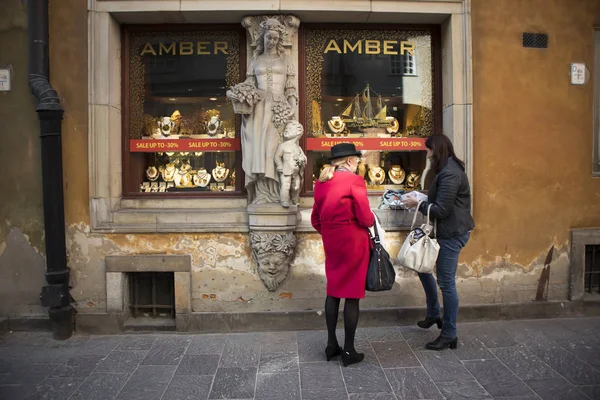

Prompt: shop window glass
xmin=304 ymin=27 xmax=439 ymax=192
xmin=122 ymin=27 xmax=244 ymax=196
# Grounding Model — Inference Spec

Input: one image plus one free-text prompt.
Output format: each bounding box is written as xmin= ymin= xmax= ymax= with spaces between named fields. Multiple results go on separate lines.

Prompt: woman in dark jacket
xmin=403 ymin=134 xmax=475 ymax=351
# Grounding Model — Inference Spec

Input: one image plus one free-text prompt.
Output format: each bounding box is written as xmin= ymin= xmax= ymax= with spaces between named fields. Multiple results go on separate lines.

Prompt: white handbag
xmin=397 ymin=201 xmax=440 ymax=274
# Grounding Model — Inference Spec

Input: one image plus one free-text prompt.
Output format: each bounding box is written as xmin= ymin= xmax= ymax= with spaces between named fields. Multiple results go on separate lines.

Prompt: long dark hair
xmin=425 ymin=134 xmax=465 ymax=173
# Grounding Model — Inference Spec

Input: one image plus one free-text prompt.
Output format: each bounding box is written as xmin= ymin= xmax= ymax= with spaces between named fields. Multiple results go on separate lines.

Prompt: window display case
xmin=302 ymin=26 xmax=440 ymax=192
xmin=122 ymin=26 xmax=245 ymax=196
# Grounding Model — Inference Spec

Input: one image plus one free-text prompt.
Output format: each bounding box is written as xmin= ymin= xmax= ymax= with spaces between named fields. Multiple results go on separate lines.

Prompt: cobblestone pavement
xmin=1 ymin=317 xmax=600 ymax=400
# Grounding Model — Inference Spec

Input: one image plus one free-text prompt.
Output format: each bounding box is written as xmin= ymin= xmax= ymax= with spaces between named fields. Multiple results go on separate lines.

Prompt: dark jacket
xmin=418 ymin=158 xmax=475 ymax=239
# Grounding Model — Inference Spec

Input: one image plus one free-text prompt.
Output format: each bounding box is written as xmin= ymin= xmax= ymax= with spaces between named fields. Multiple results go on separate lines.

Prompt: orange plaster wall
xmin=464 ymin=0 xmax=600 ymax=266
xmin=49 ymin=0 xmax=90 ymax=225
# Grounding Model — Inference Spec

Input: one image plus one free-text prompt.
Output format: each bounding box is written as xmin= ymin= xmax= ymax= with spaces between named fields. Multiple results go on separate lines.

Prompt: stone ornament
xmin=250 ymin=231 xmax=296 ymax=291
xmin=242 ymin=15 xmax=300 ymax=50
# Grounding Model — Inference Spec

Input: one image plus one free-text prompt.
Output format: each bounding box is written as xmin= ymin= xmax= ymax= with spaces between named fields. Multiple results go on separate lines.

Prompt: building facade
xmin=1 ymin=0 xmax=600 ymax=333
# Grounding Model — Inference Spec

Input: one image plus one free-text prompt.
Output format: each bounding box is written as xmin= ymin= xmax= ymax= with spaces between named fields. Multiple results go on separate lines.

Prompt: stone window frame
xmin=88 ymin=0 xmax=473 ymax=234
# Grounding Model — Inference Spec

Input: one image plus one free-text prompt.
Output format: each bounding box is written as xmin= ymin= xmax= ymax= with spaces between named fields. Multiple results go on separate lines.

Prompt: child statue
xmin=274 ymin=120 xmax=307 ymax=208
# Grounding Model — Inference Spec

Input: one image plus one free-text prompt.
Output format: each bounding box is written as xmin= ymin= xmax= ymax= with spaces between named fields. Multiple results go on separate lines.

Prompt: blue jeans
xmin=418 ymin=232 xmax=470 ymax=339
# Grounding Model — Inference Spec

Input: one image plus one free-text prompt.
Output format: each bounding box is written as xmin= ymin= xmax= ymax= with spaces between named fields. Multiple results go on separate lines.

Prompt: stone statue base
xmin=248 ymin=204 xmax=298 ymax=232
xmin=248 ymin=204 xmax=299 ymax=292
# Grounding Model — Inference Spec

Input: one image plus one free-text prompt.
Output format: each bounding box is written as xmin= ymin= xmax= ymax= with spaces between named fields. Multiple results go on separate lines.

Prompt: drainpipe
xmin=27 ymin=0 xmax=72 ymax=340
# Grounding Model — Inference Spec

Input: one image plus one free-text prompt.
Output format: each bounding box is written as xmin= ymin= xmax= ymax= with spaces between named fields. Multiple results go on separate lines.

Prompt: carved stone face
xmin=264 ymin=30 xmax=280 ymax=51
xmin=256 ymin=251 xmax=290 ymax=291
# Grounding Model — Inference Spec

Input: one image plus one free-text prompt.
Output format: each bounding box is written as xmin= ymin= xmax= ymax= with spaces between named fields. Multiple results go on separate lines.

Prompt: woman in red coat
xmin=311 ymin=143 xmax=374 ymax=367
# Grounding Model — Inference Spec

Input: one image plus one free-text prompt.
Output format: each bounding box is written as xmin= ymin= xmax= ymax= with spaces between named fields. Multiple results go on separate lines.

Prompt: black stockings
xmin=325 ymin=296 xmax=360 ymax=351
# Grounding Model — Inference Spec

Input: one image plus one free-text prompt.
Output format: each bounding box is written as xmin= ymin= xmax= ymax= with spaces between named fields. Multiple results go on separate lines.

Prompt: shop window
xmin=122 ymin=26 xmax=245 ymax=196
xmin=303 ymin=27 xmax=440 ymax=193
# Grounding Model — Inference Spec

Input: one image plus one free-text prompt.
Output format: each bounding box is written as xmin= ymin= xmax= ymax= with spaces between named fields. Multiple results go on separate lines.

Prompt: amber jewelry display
xmin=405 ymin=172 xmax=421 ymax=190
xmin=145 ymin=166 xmax=159 ymax=181
xmin=193 ymin=168 xmax=212 ymax=187
xmin=368 ymin=166 xmax=385 ymax=185
xmin=388 ymin=165 xmax=405 ymax=185
xmin=162 ymin=163 xmax=176 ymax=182
xmin=212 ymin=162 xmax=230 ymax=182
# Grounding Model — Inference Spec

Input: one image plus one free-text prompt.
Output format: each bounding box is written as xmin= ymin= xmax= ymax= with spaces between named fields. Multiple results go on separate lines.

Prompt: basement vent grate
xmin=585 ymin=245 xmax=600 ymax=293
xmin=128 ymin=272 xmax=175 ymax=318
xmin=522 ymin=33 xmax=548 ymax=48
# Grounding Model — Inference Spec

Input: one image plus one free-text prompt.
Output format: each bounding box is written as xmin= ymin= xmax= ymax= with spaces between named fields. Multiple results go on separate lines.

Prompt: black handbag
xmin=365 ymin=222 xmax=396 ymax=292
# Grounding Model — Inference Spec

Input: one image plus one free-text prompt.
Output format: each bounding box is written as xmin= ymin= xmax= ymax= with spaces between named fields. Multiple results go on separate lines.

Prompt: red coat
xmin=311 ymin=170 xmax=375 ymax=298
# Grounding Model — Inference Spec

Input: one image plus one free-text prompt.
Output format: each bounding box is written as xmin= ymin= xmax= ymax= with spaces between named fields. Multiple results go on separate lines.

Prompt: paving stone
xmin=362 ymin=326 xmax=405 ymax=342
xmin=302 ymin=388 xmax=349 ymax=400
xmin=463 ymin=359 xmax=534 ymax=398
xmin=492 ymin=396 xmax=540 ymax=400
xmin=94 ymin=351 xmax=147 ymax=373
xmin=528 ymin=345 xmax=600 ymax=386
xmin=141 ymin=336 xmax=191 ymax=366
xmin=219 ymin=333 xmax=262 ymax=368
xmin=371 ymin=340 xmax=420 ymax=368
xmin=49 ymin=355 xmax=104 ymax=379
xmin=348 ymin=394 xmax=396 ymax=400
xmin=525 ymin=377 xmax=589 ymax=400
xmin=62 ymin=336 xmax=123 ymax=355
xmin=341 ymin=356 xmax=392 ymax=394
xmin=175 ymin=354 xmax=220 ymax=375
xmin=259 ymin=352 xmax=299 ymax=373
xmin=260 ymin=332 xmax=298 ymax=354
xmin=490 ymin=346 xmax=558 ymax=381
xmin=577 ymin=385 xmax=600 ymax=399
xmin=555 ymin=336 xmax=600 ymax=370
xmin=436 ymin=381 xmax=491 ymax=399
xmin=399 ymin=327 xmax=440 ymax=351
xmin=0 ymin=384 xmax=34 ymax=400
xmin=299 ymin=362 xmax=345 ymax=391
xmin=297 ymin=331 xmax=328 ymax=362
xmin=451 ymin=336 xmax=495 ymax=361
xmin=162 ymin=375 xmax=213 ymax=400
xmin=466 ymin=323 xmax=517 ymax=348
xmin=24 ymin=377 xmax=85 ymax=400
xmin=115 ymin=365 xmax=176 ymax=400
xmin=0 ymin=363 xmax=59 ymax=384
xmin=69 ymin=373 xmax=130 ymax=400
xmin=209 ymin=367 xmax=257 ymax=399
xmin=255 ymin=372 xmax=300 ymax=400
xmin=415 ymin=350 xmax=474 ymax=383
xmin=385 ymin=367 xmax=443 ymax=399
xmin=186 ymin=334 xmax=226 ymax=355
xmin=115 ymin=335 xmax=158 ymax=351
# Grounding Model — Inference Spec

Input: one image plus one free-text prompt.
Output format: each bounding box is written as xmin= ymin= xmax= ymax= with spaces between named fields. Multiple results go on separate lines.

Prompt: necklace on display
xmin=145 ymin=166 xmax=159 ymax=181
xmin=212 ymin=163 xmax=229 ymax=182
xmin=193 ymin=168 xmax=211 ymax=187
xmin=368 ymin=166 xmax=385 ymax=185
xmin=388 ymin=165 xmax=406 ymax=185
xmin=162 ymin=163 xmax=176 ymax=182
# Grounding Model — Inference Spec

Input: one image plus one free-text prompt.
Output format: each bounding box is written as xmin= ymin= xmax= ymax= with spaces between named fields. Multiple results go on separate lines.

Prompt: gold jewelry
xmin=162 ymin=163 xmax=176 ymax=182
xmin=212 ymin=162 xmax=229 ymax=182
xmin=386 ymin=117 xmax=400 ymax=135
xmin=327 ymin=116 xmax=346 ymax=134
xmin=368 ymin=166 xmax=385 ymax=185
xmin=405 ymin=172 xmax=421 ymax=190
xmin=388 ymin=165 xmax=405 ymax=185
xmin=145 ymin=166 xmax=159 ymax=181
xmin=193 ymin=168 xmax=211 ymax=187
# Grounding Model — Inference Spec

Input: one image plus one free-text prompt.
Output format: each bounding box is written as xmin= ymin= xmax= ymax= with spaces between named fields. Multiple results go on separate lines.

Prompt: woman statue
xmin=228 ymin=18 xmax=298 ymax=204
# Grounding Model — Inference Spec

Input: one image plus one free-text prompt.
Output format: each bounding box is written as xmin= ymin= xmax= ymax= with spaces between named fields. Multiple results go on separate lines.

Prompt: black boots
xmin=417 ymin=316 xmax=443 ymax=329
xmin=325 ymin=345 xmax=342 ymax=361
xmin=340 ymin=349 xmax=364 ymax=367
xmin=426 ymin=335 xmax=458 ymax=351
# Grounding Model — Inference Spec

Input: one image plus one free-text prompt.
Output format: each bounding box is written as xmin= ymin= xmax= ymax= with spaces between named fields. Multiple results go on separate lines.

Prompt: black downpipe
xmin=27 ymin=0 xmax=72 ymax=340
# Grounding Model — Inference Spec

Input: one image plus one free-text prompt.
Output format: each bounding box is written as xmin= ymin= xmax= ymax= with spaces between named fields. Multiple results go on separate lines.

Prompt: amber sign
xmin=307 ymin=137 xmax=426 ymax=151
xmin=140 ymin=41 xmax=229 ymax=56
xmin=324 ymin=39 xmax=415 ymax=55
xmin=130 ymin=139 xmax=240 ymax=152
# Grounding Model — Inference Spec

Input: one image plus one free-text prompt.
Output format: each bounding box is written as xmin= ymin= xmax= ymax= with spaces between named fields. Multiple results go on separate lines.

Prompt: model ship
xmin=331 ymin=84 xmax=399 ymax=133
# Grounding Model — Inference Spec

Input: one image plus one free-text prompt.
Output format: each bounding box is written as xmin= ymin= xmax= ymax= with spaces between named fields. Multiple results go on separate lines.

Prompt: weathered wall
xmin=464 ymin=0 xmax=600 ymax=298
xmin=46 ymin=0 xmax=600 ymax=319
xmin=0 ymin=0 xmax=47 ymax=317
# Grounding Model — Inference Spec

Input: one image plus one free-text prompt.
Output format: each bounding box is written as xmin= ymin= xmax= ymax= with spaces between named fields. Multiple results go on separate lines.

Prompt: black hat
xmin=329 ymin=143 xmax=362 ymax=161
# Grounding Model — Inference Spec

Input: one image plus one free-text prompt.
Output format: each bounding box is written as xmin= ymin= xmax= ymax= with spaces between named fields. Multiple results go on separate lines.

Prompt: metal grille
xmin=522 ymin=33 xmax=548 ymax=48
xmin=584 ymin=245 xmax=600 ymax=293
xmin=128 ymin=272 xmax=175 ymax=318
